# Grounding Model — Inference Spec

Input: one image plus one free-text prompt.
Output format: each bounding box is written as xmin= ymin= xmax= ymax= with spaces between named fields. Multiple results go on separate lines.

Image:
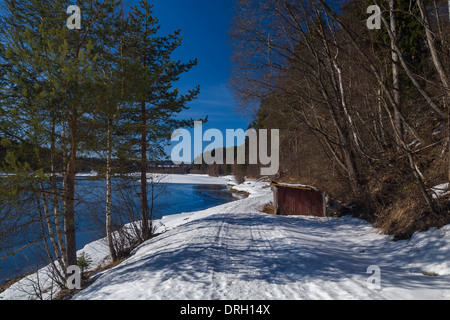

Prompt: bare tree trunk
xmin=53 ymin=194 xmax=66 ymax=268
xmin=314 ymin=0 xmax=440 ymax=213
xmin=318 ymin=0 xmax=447 ymax=120
xmin=332 ymin=55 xmax=363 ymax=155
xmin=330 ymin=63 xmax=366 ymax=199
xmin=64 ymin=120 xmax=77 ymax=268
xmin=417 ymin=0 xmax=450 ymax=96
xmin=140 ymin=101 xmax=150 ymax=241
xmin=389 ymin=0 xmax=404 ymax=145
xmin=432 ymin=0 xmax=445 ymax=48
xmin=314 ymin=20 xmax=367 ymax=201
xmin=375 ymin=0 xmax=447 ymax=119
xmin=36 ymin=186 xmax=66 ymax=286
xmin=50 ymin=118 xmax=67 ymax=270
xmin=39 ymin=183 xmax=63 ymax=265
xmin=105 ymin=118 xmax=117 ymax=262
xmin=407 ymin=153 xmax=437 ymax=213
xmin=104 ymin=0 xmax=125 ymax=259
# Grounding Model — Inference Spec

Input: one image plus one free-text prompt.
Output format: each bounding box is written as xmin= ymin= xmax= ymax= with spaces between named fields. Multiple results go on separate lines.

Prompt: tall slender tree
xmin=119 ymin=0 xmax=200 ymax=241
xmin=0 ymin=0 xmax=121 ymax=272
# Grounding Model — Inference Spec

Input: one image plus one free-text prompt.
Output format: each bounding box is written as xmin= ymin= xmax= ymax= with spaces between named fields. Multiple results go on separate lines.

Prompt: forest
xmin=226 ymin=0 xmax=449 ymax=239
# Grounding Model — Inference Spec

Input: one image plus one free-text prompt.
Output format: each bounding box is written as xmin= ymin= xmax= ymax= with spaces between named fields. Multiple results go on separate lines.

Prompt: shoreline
xmin=0 ymin=174 xmax=250 ymax=299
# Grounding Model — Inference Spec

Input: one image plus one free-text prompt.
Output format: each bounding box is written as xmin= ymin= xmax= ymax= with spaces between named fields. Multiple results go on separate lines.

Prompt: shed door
xmin=278 ymin=187 xmax=324 ymax=217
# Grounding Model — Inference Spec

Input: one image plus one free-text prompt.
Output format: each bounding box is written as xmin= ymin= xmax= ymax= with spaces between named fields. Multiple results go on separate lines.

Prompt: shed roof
xmin=271 ymin=181 xmax=319 ymax=192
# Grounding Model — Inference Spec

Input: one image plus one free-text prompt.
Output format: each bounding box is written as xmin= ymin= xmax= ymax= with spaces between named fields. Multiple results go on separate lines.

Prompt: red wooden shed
xmin=271 ymin=182 xmax=326 ymax=217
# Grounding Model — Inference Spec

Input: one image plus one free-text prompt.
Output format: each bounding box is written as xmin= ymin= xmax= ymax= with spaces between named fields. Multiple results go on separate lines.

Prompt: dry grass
xmin=374 ymin=195 xmax=450 ymax=241
xmin=261 ymin=203 xmax=276 ymax=215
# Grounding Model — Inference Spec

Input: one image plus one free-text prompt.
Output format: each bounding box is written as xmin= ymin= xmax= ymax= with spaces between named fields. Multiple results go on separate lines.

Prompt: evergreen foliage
xmin=0 ymin=0 xmax=199 ymax=283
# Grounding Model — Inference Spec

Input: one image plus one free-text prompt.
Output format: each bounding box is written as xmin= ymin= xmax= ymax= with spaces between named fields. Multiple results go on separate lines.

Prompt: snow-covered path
xmin=74 ymin=195 xmax=450 ymax=300
xmin=2 ymin=177 xmax=448 ymax=300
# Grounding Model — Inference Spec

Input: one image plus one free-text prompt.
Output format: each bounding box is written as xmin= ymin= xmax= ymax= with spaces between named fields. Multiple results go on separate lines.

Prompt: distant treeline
xmin=189 ymin=144 xmax=263 ymax=184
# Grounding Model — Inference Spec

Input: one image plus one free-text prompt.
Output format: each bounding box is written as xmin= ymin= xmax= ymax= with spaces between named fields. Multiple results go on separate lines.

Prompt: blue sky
xmin=151 ymin=0 xmax=247 ymax=123
xmin=125 ymin=0 xmax=251 ymax=160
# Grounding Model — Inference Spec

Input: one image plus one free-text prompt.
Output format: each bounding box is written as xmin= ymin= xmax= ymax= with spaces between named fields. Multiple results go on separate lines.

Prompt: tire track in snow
xmin=209 ymin=214 xmax=227 ymax=299
xmin=70 ymin=200 xmax=450 ymax=300
xmin=249 ymin=215 xmax=379 ymax=300
xmin=207 ymin=213 xmax=286 ymax=299
xmin=249 ymin=215 xmax=308 ymax=299
xmin=208 ymin=213 xmax=305 ymax=299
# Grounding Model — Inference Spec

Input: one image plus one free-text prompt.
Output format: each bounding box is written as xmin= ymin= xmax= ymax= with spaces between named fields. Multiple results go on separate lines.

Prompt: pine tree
xmin=0 ymin=0 xmax=122 ymax=274
xmin=120 ymin=0 xmax=200 ymax=241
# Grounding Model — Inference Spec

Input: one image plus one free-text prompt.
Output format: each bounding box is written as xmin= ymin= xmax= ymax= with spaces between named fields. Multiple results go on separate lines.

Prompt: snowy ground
xmin=152 ymin=173 xmax=231 ymax=185
xmin=130 ymin=173 xmax=232 ymax=185
xmin=1 ymin=175 xmax=449 ymax=300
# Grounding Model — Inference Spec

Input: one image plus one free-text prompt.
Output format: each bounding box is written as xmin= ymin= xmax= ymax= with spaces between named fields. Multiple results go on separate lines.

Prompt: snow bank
xmin=151 ymin=174 xmax=232 ymax=185
xmin=75 ymin=171 xmax=98 ymax=177
xmin=228 ymin=177 xmax=272 ymax=197
xmin=73 ymin=172 xmax=233 ymax=184
xmin=0 ymin=236 xmax=113 ymax=300
xmin=431 ymin=183 xmax=449 ymax=200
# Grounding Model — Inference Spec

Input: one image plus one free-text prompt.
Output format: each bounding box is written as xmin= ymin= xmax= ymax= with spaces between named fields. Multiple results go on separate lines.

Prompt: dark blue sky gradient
xmin=126 ymin=0 xmax=251 ymax=159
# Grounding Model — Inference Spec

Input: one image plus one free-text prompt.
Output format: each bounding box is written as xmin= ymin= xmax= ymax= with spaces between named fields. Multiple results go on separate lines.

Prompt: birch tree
xmin=0 ymin=0 xmax=122 ymax=283
xmin=230 ymin=0 xmax=448 ymax=223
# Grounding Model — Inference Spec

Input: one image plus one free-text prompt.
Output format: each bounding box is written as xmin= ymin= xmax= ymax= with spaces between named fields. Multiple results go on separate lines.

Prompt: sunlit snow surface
xmin=2 ymin=175 xmax=449 ymax=300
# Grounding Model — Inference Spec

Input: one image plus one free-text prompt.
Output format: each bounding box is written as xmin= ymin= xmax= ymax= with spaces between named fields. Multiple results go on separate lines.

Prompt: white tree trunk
xmin=389 ymin=0 xmax=403 ymax=145
xmin=105 ymin=118 xmax=117 ymax=262
xmin=417 ymin=0 xmax=450 ymax=96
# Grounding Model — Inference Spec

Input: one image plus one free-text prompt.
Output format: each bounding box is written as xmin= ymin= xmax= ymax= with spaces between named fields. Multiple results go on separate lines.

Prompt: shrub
xmin=77 ymin=252 xmax=93 ymax=275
